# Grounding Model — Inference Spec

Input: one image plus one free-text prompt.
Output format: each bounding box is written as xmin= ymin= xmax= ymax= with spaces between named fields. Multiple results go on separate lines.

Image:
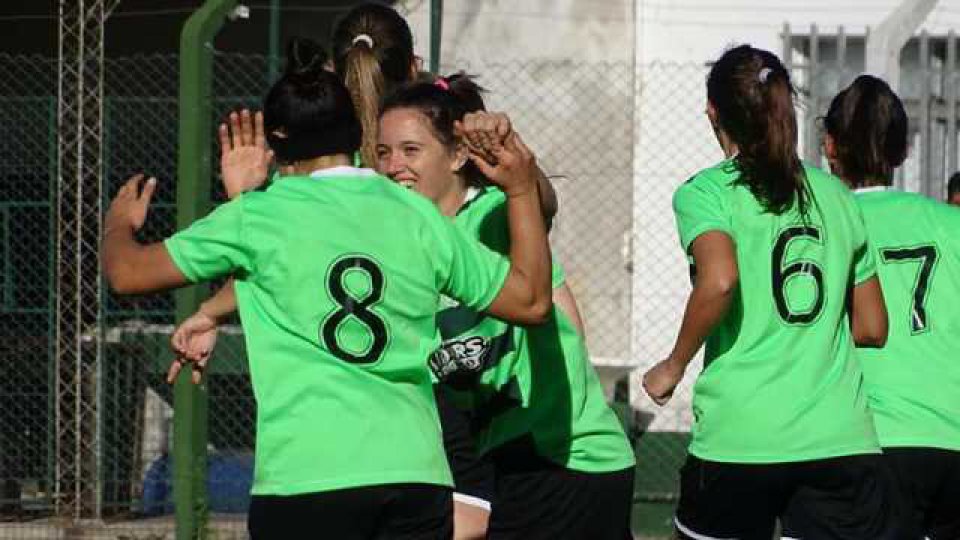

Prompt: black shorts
xmin=485 ymin=437 xmax=635 ymax=540
xmin=247 ymin=483 xmax=452 ymax=540
xmin=676 ymin=454 xmax=901 ymax=540
xmin=435 ymin=386 xmax=495 ymax=511
xmin=877 ymin=447 xmax=960 ymax=540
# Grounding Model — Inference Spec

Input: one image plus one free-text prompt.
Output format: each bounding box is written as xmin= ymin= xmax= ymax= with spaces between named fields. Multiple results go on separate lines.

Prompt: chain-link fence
xmin=0 ymin=46 xmax=732 ymax=536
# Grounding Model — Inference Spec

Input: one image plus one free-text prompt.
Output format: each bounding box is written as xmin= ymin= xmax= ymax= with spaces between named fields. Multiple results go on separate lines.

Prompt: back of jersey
xmin=855 ymin=188 xmax=960 ymax=450
xmin=673 ymin=161 xmax=879 ymax=463
xmin=165 ymin=168 xmax=509 ymax=496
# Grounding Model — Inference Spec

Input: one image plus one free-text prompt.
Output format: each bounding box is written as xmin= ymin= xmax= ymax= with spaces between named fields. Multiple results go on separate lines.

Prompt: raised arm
xmin=102 ymin=174 xmax=188 ymax=294
xmin=469 ymin=132 xmax=553 ymax=325
xmin=458 ymin=111 xmax=558 ymax=221
xmin=643 ymin=231 xmax=738 ymax=405
xmin=219 ymin=109 xmax=274 ymax=199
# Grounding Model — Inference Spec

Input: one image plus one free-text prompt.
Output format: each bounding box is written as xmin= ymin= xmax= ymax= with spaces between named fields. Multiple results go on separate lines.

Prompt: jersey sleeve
xmin=163 ymin=198 xmax=255 ymax=283
xmin=428 ymin=216 xmax=510 ymax=312
xmin=672 ymin=174 xmax=732 ymax=253
xmin=851 ymin=201 xmax=878 ymax=285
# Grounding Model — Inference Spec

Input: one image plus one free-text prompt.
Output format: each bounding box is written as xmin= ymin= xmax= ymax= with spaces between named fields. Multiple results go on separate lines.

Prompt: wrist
xmin=503 ymin=179 xmax=539 ymax=199
xmin=198 ymin=302 xmax=222 ymax=323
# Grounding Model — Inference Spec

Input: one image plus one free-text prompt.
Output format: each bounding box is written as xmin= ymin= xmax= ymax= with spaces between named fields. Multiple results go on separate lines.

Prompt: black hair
xmin=948 ymin=172 xmax=960 ymax=198
xmin=708 ymin=44 xmax=807 ymax=215
xmin=331 ymin=2 xmax=415 ymax=166
xmin=263 ymin=37 xmax=361 ymax=164
xmin=380 ymin=72 xmax=488 ymax=188
xmin=824 ymin=75 xmax=908 ymax=188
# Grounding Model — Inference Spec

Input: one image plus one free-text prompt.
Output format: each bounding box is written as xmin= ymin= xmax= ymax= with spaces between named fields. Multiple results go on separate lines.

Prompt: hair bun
xmin=285 ymin=37 xmax=327 ymax=84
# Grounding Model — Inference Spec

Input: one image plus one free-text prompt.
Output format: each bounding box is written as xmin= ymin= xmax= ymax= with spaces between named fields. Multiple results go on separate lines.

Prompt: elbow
xmin=514 ymin=293 xmax=553 ymax=326
xmin=103 ymin=259 xmax=140 ymax=295
xmin=853 ymin=323 xmax=888 ymax=348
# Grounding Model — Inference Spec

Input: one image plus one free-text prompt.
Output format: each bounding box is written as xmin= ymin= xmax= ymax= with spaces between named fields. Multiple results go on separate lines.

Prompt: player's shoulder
xmin=457 ymin=186 xmax=506 ymax=219
xmin=673 ymin=158 xmax=737 ymax=209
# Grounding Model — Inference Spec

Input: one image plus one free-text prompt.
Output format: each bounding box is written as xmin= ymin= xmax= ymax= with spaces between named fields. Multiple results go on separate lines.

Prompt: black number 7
xmin=880 ymin=245 xmax=939 ymax=334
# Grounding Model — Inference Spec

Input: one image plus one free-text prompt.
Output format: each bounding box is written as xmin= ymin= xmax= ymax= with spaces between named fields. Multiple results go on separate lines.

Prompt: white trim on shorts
xmin=452 ymin=492 xmax=491 ymax=512
xmin=674 ymin=517 xmax=736 ymax=540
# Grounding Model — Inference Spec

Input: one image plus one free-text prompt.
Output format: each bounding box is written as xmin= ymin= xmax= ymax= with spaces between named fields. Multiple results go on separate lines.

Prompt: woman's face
xmin=376 ymin=107 xmax=465 ymax=204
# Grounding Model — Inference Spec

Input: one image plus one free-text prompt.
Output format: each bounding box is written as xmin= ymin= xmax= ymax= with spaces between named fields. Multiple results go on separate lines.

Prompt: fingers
xmin=240 ymin=109 xmax=254 ymax=146
xmin=118 ymin=174 xmax=144 ymax=198
xmin=467 ymin=149 xmax=497 ymax=179
xmin=191 ymin=355 xmax=209 ymax=385
xmin=218 ymin=123 xmax=231 ymax=154
xmin=493 ymin=112 xmax=512 ymax=139
xmin=254 ymin=111 xmax=266 ymax=149
xmin=229 ymin=111 xmax=242 ymax=149
xmin=166 ymin=356 xmax=186 ymax=384
xmin=138 ymin=177 xmax=157 ymax=205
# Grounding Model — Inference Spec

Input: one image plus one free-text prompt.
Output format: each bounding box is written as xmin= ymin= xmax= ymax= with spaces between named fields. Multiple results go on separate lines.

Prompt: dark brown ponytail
xmin=707 ymin=45 xmax=807 ymax=215
xmin=824 ymin=75 xmax=908 ymax=187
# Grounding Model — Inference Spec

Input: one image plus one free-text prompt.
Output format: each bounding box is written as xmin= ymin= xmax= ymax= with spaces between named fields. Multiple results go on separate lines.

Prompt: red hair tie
xmin=434 ymin=77 xmax=450 ymax=91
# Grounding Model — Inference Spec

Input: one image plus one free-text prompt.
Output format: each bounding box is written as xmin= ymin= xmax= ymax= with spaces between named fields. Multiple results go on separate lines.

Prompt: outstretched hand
xmin=219 ymin=109 xmax=274 ymax=199
xmin=166 ymin=311 xmax=219 ymax=385
xmin=464 ymin=131 xmax=538 ymax=197
xmin=105 ymin=173 xmax=157 ymax=233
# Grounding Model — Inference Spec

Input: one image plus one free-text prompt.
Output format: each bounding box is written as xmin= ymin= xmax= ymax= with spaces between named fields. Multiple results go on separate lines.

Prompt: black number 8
xmin=320 ymin=256 xmax=389 ymax=364
xmin=772 ymin=226 xmax=825 ymax=325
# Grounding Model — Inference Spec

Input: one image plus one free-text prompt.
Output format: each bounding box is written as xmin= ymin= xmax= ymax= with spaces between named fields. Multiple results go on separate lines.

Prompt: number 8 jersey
xmin=164 ymin=167 xmax=511 ymax=496
xmin=853 ymin=187 xmax=960 ymax=451
xmin=672 ymin=159 xmax=880 ymax=463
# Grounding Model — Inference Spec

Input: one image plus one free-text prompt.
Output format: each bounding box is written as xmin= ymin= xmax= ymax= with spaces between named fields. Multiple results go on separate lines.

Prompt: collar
xmin=308 ymin=166 xmax=378 ymax=179
xmin=853 ymin=186 xmax=893 ymax=194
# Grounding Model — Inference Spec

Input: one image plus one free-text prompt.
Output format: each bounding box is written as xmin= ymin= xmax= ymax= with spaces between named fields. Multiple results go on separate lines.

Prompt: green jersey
xmin=164 ymin=167 xmax=510 ymax=496
xmin=673 ymin=160 xmax=880 ymax=463
xmin=433 ymin=187 xmax=635 ymax=473
xmin=854 ymin=188 xmax=960 ymax=450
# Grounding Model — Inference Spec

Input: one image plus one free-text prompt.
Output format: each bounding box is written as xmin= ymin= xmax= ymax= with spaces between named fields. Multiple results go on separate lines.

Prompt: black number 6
xmin=772 ymin=226 xmax=825 ymax=325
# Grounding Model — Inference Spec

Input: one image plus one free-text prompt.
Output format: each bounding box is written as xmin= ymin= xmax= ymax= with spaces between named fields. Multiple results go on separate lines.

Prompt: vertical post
xmin=947 ymin=31 xmax=958 ymax=189
xmin=865 ymin=0 xmax=938 ymax=91
xmin=920 ymin=31 xmax=931 ymax=196
xmin=808 ymin=24 xmax=821 ymax=165
xmin=176 ymin=1 xmax=236 ymax=538
xmin=429 ymin=0 xmax=443 ymax=73
xmin=267 ymin=0 xmax=280 ymax=84
xmin=837 ymin=26 xmax=847 ymax=90
xmin=781 ymin=22 xmax=792 ymax=74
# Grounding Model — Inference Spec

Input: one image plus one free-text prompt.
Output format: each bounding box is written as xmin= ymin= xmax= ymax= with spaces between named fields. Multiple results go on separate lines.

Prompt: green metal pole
xmin=267 ymin=0 xmax=280 ymax=84
xmin=429 ymin=0 xmax=443 ymax=74
xmin=176 ymin=1 xmax=237 ymax=538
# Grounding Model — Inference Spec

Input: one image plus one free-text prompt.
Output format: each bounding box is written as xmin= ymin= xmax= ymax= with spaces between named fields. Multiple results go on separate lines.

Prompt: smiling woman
xmin=104 ymin=35 xmax=554 ymax=540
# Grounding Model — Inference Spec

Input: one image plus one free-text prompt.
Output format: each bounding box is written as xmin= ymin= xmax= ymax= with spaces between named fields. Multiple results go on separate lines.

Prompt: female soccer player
xmin=376 ymin=74 xmax=636 ymax=540
xmin=105 ymin=37 xmax=553 ymax=539
xmin=820 ymin=74 xmax=960 ymax=540
xmin=641 ymin=45 xmax=898 ymax=539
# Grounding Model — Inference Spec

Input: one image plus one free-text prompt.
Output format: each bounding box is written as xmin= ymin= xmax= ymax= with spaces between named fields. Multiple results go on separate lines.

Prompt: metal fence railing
xmin=10 ymin=45 xmax=955 ymax=537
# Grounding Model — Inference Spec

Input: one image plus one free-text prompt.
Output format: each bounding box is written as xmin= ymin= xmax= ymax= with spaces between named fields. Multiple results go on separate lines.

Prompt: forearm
xmin=505 ymin=184 xmax=552 ymax=311
xmin=200 ymin=279 xmax=238 ymax=321
xmin=535 ymin=166 xmax=558 ymax=221
xmin=667 ymin=282 xmax=734 ymax=369
xmin=102 ymin=223 xmax=143 ymax=293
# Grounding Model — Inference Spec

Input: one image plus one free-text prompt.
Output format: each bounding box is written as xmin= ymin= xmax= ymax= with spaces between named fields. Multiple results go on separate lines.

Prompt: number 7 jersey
xmin=853 ymin=187 xmax=960 ymax=450
xmin=672 ymin=160 xmax=880 ymax=463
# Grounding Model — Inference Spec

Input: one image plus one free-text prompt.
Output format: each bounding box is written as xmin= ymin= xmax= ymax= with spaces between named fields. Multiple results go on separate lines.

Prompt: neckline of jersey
xmin=308 ymin=166 xmax=378 ymax=179
xmin=853 ymin=186 xmax=893 ymax=194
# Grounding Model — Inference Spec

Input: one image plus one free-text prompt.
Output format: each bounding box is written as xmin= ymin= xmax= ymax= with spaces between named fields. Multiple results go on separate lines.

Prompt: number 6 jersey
xmin=164 ymin=167 xmax=511 ymax=496
xmin=672 ymin=159 xmax=880 ymax=463
xmin=853 ymin=187 xmax=960 ymax=451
